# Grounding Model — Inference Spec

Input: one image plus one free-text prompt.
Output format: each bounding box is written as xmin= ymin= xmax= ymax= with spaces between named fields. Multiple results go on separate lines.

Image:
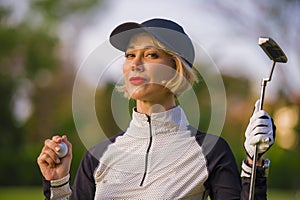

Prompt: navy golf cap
xmin=109 ymin=18 xmax=195 ymax=68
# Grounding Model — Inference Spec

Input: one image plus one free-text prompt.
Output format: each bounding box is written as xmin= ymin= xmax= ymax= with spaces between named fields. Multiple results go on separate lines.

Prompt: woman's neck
xmin=136 ymin=97 xmax=176 ymax=116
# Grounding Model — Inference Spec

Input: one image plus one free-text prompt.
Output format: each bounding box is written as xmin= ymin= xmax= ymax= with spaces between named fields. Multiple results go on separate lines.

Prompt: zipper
xmin=140 ymin=115 xmax=153 ymax=186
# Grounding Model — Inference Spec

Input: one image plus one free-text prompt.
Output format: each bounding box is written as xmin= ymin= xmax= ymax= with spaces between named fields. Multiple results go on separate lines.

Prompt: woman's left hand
xmin=243 ymin=100 xmax=276 ymax=160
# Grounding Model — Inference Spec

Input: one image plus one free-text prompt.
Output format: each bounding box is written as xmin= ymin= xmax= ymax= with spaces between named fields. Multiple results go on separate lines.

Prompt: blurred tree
xmin=0 ymin=5 xmax=61 ymax=185
xmin=0 ymin=0 xmax=101 ymax=185
xmin=204 ymin=0 xmax=300 ymax=101
xmin=95 ymin=82 xmax=123 ymax=138
xmin=31 ymin=0 xmax=99 ymax=22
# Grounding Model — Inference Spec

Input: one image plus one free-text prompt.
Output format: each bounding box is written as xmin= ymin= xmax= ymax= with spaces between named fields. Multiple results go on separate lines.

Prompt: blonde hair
xmin=117 ymin=33 xmax=198 ymax=97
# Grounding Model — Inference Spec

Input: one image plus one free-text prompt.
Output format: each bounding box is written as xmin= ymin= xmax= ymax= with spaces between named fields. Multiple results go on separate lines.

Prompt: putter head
xmin=259 ymin=37 xmax=288 ymax=63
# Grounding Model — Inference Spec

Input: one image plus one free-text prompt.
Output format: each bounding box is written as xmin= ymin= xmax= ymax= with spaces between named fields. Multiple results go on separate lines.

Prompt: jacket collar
xmin=126 ymin=106 xmax=190 ymax=138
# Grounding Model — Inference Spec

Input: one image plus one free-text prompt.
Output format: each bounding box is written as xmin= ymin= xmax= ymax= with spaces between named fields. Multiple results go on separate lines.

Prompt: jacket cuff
xmin=241 ymin=158 xmax=269 ymax=178
xmin=241 ymin=158 xmax=252 ymax=178
xmin=42 ymin=174 xmax=72 ymax=200
xmin=50 ymin=174 xmax=70 ymax=187
xmin=50 ymin=174 xmax=71 ymax=199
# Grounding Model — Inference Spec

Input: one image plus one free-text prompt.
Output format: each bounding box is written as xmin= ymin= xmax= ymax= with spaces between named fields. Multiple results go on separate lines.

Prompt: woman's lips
xmin=129 ymin=76 xmax=147 ymax=85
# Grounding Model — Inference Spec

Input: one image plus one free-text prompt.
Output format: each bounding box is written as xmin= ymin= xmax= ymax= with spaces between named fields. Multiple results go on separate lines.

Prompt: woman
xmin=37 ymin=18 xmax=275 ymax=199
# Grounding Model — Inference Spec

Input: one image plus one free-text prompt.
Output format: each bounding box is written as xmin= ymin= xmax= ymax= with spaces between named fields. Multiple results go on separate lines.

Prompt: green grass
xmin=0 ymin=187 xmax=298 ymax=200
xmin=268 ymin=189 xmax=300 ymax=200
xmin=0 ymin=187 xmax=43 ymax=200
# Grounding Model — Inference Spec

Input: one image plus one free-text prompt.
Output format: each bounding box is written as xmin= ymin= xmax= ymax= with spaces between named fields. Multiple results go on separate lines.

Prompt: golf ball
xmin=56 ymin=142 xmax=68 ymax=158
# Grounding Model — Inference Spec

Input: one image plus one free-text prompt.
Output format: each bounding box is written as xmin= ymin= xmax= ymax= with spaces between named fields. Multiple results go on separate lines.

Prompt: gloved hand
xmin=244 ymin=100 xmax=276 ymax=160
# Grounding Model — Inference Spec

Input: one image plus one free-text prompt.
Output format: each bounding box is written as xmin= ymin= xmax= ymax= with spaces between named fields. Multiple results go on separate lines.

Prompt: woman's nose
xmin=131 ymin=64 xmax=144 ymax=72
xmin=131 ymin=57 xmax=144 ymax=72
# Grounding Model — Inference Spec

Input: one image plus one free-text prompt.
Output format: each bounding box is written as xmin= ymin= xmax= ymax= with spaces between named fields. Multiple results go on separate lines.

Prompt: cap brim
xmin=109 ymin=22 xmax=145 ymax=52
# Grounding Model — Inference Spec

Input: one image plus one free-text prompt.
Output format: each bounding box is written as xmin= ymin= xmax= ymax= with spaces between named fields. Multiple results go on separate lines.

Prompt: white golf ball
xmin=56 ymin=142 xmax=68 ymax=158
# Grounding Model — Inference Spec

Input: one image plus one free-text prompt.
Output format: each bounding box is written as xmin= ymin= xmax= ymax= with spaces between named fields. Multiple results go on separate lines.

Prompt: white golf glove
xmin=244 ymin=100 xmax=276 ymax=159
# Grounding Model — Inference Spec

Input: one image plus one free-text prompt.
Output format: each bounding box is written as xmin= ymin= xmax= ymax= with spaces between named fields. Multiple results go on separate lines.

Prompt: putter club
xmin=249 ymin=37 xmax=288 ymax=200
xmin=258 ymin=37 xmax=288 ymax=63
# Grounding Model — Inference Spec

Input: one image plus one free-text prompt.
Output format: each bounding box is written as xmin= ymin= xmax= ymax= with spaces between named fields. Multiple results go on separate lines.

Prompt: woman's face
xmin=123 ymin=33 xmax=176 ymax=102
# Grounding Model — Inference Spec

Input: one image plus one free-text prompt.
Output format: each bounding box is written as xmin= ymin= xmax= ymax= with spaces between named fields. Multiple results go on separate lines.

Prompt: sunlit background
xmin=0 ymin=0 xmax=299 ymax=199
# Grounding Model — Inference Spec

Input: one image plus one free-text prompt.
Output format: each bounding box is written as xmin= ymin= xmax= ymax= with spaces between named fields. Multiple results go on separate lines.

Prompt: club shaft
xmin=249 ymin=147 xmax=258 ymax=200
xmin=249 ymin=83 xmax=266 ymax=200
xmin=249 ymin=85 xmax=265 ymax=200
xmin=249 ymin=61 xmax=276 ymax=200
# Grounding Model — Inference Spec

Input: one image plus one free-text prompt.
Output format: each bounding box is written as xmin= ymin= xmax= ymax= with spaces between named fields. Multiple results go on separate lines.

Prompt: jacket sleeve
xmin=196 ymin=132 xmax=267 ymax=200
xmin=70 ymin=149 xmax=100 ymax=200
xmin=70 ymin=133 xmax=124 ymax=199
xmin=240 ymin=159 xmax=267 ymax=200
xmin=198 ymin=134 xmax=242 ymax=200
xmin=42 ymin=174 xmax=72 ymax=200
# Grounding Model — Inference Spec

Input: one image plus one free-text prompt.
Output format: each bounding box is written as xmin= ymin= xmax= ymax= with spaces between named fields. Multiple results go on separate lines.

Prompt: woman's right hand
xmin=37 ymin=135 xmax=72 ymax=180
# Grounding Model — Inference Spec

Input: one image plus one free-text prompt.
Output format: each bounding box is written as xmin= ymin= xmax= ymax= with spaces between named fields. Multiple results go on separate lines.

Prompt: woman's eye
xmin=125 ymin=53 xmax=135 ymax=58
xmin=146 ymin=53 xmax=159 ymax=58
